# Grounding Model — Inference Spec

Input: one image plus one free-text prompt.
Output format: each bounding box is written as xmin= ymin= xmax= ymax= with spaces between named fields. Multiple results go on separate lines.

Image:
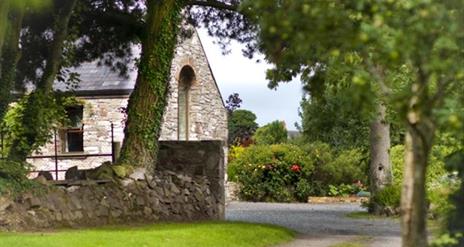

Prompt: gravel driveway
xmin=225 ymin=202 xmax=401 ymax=247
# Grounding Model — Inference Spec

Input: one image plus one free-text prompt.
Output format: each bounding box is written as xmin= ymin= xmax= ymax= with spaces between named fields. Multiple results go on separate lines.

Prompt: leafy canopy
xmin=228 ymin=109 xmax=258 ymax=145
xmin=240 ymin=0 xmax=464 ymax=122
xmin=253 ymin=121 xmax=287 ymax=145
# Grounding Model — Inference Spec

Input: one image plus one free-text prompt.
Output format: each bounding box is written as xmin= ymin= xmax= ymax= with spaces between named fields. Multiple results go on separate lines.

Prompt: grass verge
xmin=0 ymin=221 xmax=294 ymax=247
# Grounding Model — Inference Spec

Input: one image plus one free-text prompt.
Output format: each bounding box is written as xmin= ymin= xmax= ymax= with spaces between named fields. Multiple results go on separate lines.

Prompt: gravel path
xmin=225 ymin=202 xmax=401 ymax=247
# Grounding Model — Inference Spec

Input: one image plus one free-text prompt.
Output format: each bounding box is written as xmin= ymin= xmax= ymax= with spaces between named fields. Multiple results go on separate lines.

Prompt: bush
xmin=324 ymin=149 xmax=368 ymax=185
xmin=301 ymin=142 xmax=367 ymax=195
xmin=228 ymin=141 xmax=368 ymax=201
xmin=443 ymin=151 xmax=464 ymax=246
xmin=390 ymin=144 xmax=454 ymax=191
xmin=228 ymin=145 xmax=245 ymax=163
xmin=228 ymin=144 xmax=313 ymax=202
xmin=390 ymin=144 xmax=460 ymax=218
xmin=367 ymin=184 xmax=401 ymax=214
xmin=253 ymin=121 xmax=288 ymax=145
xmin=328 ymin=183 xmax=365 ymax=197
xmin=0 ymin=159 xmax=36 ymax=195
xmin=1 ymin=92 xmax=81 ymax=157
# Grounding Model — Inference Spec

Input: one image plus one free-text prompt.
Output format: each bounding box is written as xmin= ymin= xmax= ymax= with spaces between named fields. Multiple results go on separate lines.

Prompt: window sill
xmin=57 ymin=152 xmax=88 ymax=160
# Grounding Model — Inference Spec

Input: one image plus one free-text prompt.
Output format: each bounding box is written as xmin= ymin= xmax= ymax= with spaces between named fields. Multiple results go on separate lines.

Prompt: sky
xmin=197 ymin=29 xmax=303 ymax=131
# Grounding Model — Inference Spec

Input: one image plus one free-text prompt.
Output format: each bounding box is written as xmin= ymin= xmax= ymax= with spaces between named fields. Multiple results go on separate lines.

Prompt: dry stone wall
xmin=0 ymin=141 xmax=225 ymax=231
xmin=0 ymin=172 xmax=218 ymax=231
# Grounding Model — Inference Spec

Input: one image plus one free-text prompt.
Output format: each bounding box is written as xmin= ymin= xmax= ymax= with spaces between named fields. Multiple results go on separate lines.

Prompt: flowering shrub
xmin=228 ymin=144 xmax=314 ymax=202
xmin=228 ymin=145 xmax=246 ymax=162
xmin=290 ymin=164 xmax=301 ymax=172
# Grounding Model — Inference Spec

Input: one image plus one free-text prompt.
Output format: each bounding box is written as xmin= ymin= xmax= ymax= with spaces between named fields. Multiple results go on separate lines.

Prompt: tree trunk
xmin=118 ymin=0 xmax=183 ymax=171
xmin=0 ymin=7 xmax=24 ymax=122
xmin=36 ymin=0 xmax=77 ymax=92
xmin=8 ymin=0 xmax=76 ymax=161
xmin=0 ymin=0 xmax=11 ymax=58
xmin=369 ymin=102 xmax=392 ymax=213
xmin=401 ymin=84 xmax=435 ymax=247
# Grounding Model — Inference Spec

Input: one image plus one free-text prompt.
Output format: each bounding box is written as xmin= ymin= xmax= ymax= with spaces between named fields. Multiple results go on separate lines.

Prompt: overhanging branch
xmin=187 ymin=0 xmax=239 ymax=11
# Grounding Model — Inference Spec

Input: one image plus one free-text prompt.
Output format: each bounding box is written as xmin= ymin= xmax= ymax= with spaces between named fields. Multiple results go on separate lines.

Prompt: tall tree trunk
xmin=118 ymin=0 xmax=183 ymax=171
xmin=0 ymin=7 xmax=24 ymax=122
xmin=8 ymin=0 xmax=76 ymax=161
xmin=369 ymin=102 xmax=392 ymax=213
xmin=0 ymin=0 xmax=11 ymax=58
xmin=401 ymin=82 xmax=435 ymax=247
xmin=36 ymin=0 xmax=77 ymax=93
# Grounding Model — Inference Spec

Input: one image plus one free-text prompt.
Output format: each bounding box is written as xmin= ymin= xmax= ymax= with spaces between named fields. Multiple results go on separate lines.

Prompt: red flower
xmin=290 ymin=164 xmax=301 ymax=172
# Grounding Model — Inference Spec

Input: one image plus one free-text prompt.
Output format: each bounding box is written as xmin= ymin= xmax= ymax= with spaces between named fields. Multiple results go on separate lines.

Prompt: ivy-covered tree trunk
xmin=369 ymin=102 xmax=392 ymax=213
xmin=0 ymin=7 xmax=24 ymax=122
xmin=8 ymin=0 xmax=77 ymax=161
xmin=401 ymin=82 xmax=435 ymax=247
xmin=118 ymin=0 xmax=183 ymax=171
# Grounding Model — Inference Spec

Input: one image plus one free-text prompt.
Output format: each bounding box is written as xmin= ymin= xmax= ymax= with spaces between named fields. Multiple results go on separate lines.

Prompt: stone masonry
xmin=0 ymin=172 xmax=218 ymax=231
xmin=0 ymin=141 xmax=225 ymax=231
xmin=29 ymin=30 xmax=228 ymax=179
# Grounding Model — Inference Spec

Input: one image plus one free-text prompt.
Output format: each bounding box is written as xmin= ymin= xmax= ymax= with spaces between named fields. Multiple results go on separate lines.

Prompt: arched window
xmin=178 ymin=66 xmax=195 ymax=140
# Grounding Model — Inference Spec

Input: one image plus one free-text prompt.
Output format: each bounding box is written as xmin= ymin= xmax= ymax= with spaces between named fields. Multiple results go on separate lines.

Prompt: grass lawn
xmin=0 ymin=222 xmax=294 ymax=247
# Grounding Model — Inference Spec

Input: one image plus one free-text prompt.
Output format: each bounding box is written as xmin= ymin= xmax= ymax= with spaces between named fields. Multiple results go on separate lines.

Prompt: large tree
xmin=241 ymin=0 xmax=395 ymax=210
xmin=239 ymin=1 xmax=463 ymax=246
xmin=228 ymin=109 xmax=258 ymax=146
xmin=2 ymin=0 xmax=251 ymax=164
xmin=7 ymin=0 xmax=78 ymax=161
xmin=299 ymin=88 xmax=371 ymax=151
xmin=116 ymin=0 xmax=251 ymax=169
xmin=0 ymin=7 xmax=24 ymax=122
xmin=0 ymin=0 xmax=51 ymax=121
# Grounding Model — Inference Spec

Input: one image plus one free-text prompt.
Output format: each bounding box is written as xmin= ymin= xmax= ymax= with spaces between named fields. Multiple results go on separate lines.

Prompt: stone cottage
xmin=30 ymin=30 xmax=228 ymax=179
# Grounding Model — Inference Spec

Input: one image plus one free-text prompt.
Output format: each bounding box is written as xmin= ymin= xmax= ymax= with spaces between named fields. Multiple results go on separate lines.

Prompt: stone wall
xmin=157 ymin=141 xmax=225 ymax=218
xmin=0 ymin=141 xmax=225 ymax=231
xmin=0 ymin=172 xmax=218 ymax=231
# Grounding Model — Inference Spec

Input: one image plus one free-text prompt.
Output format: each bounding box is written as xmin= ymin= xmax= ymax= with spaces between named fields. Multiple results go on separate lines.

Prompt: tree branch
xmin=363 ymin=56 xmax=392 ymax=97
xmin=429 ymin=78 xmax=454 ymax=108
xmin=96 ymin=12 xmax=145 ymax=39
xmin=187 ymin=0 xmax=239 ymax=11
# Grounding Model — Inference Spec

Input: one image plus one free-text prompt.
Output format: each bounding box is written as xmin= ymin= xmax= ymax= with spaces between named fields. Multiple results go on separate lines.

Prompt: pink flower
xmin=290 ymin=164 xmax=301 ymax=172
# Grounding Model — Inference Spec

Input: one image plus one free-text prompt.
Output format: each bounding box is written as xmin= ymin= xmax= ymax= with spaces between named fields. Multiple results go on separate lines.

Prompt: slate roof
xmin=53 ymin=31 xmax=223 ymax=103
xmin=53 ymin=59 xmax=138 ymax=96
